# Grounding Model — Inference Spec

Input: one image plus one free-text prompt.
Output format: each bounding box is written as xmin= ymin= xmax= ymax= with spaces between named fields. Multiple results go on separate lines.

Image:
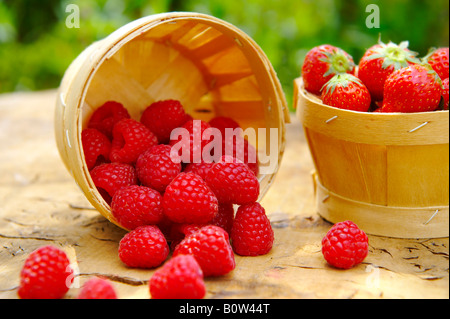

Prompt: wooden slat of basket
xmin=162 ymin=20 xmax=199 ymax=44
xmin=84 ymin=57 xmax=154 ymax=122
xmin=305 ymin=129 xmax=375 ymax=204
xmin=176 ymin=24 xmax=217 ymax=48
xmin=203 ymin=45 xmax=252 ymax=75
xmin=217 ymin=75 xmax=262 ymax=101
xmin=190 ymin=34 xmax=235 ymax=60
xmin=142 ymin=19 xmax=191 ymax=40
xmin=208 ymin=70 xmax=254 ymax=89
xmin=387 ymin=144 xmax=449 ymax=207
xmin=116 ymin=39 xmax=173 ymax=88
xmin=295 ymin=78 xmax=449 ymax=146
xmin=355 ymin=143 xmax=388 ymax=206
xmin=144 ymin=49 xmax=208 ymax=110
xmin=314 ymin=174 xmax=449 ymax=238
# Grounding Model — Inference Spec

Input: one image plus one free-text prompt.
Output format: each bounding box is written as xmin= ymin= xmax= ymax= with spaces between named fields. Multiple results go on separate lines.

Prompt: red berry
xmin=222 ymin=136 xmax=259 ymax=176
xmin=173 ymin=225 xmax=235 ymax=277
xmin=81 ymin=128 xmax=111 ymax=170
xmin=358 ymin=41 xmax=419 ymax=101
xmin=78 ymin=277 xmax=117 ymax=299
xmin=88 ymin=101 xmax=130 ymax=139
xmin=206 ymin=156 xmax=260 ymax=205
xmin=302 ymin=44 xmax=356 ymax=95
xmin=169 ymin=203 xmax=234 ymax=250
xmin=110 ymin=118 xmax=158 ymax=164
xmin=231 ymin=202 xmax=274 ymax=256
xmin=442 ymin=77 xmax=449 ymax=110
xmin=140 ymin=100 xmax=188 ymax=144
xmin=163 ymin=172 xmax=218 ymax=224
xmin=118 ymin=225 xmax=169 ymax=269
xmin=90 ymin=162 xmax=137 ymax=204
xmin=136 ymin=144 xmax=182 ymax=193
xmin=18 ymin=245 xmax=74 ymax=299
xmin=149 ymin=255 xmax=205 ymax=299
xmin=209 ymin=116 xmax=241 ymax=136
xmin=321 ymin=220 xmax=369 ymax=269
xmin=321 ymin=74 xmax=371 ymax=112
xmin=374 ymin=103 xmax=397 ymax=113
xmin=382 ymin=64 xmax=442 ymax=113
xmin=183 ymin=161 xmax=214 ymax=181
xmin=169 ymin=119 xmax=213 ymax=163
xmin=111 ymin=185 xmax=164 ymax=230
xmin=425 ymin=47 xmax=449 ymax=81
xmin=211 ymin=202 xmax=235 ymax=235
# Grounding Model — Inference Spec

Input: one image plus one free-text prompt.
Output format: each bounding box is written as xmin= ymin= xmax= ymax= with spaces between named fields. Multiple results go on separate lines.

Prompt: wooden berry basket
xmin=294 ymin=77 xmax=449 ymax=238
xmin=54 ymin=12 xmax=289 ymax=228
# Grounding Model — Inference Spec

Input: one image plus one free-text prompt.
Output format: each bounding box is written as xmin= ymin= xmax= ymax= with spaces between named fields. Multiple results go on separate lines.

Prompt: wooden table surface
xmin=0 ymin=89 xmax=448 ymax=299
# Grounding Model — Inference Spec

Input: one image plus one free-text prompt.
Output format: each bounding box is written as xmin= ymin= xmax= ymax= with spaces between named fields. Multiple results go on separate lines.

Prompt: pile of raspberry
xmin=16 ymin=100 xmax=370 ymax=299
xmin=81 ymin=99 xmax=274 ymax=298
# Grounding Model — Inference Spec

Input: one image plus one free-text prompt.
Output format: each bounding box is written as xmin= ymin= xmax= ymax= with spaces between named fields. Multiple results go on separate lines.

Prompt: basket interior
xmin=81 ymin=19 xmax=276 ymax=157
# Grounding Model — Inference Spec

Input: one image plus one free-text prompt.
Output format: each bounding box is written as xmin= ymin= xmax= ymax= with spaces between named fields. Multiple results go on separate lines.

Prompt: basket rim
xmin=294 ymin=77 xmax=449 ymax=146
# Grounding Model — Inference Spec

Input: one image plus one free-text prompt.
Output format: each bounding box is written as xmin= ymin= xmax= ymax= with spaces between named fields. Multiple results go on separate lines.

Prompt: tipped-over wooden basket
xmin=55 ymin=12 xmax=289 ymax=229
xmin=294 ymin=77 xmax=449 ymax=239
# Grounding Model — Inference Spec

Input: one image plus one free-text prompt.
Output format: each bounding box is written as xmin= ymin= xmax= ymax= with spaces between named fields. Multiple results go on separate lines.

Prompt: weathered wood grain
xmin=0 ymin=90 xmax=448 ymax=299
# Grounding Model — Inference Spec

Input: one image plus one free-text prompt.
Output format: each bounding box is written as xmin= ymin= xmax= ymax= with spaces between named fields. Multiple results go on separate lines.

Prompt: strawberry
xmin=320 ymin=74 xmax=371 ymax=112
xmin=301 ymin=44 xmax=356 ymax=95
xmin=423 ymin=47 xmax=449 ymax=81
xmin=382 ymin=64 xmax=442 ymax=113
xmin=442 ymin=78 xmax=449 ymax=110
xmin=358 ymin=40 xmax=419 ymax=101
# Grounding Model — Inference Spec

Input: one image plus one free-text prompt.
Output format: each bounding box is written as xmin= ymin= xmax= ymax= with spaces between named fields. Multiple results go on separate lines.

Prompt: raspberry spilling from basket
xmin=301 ymin=39 xmax=449 ymax=113
xmin=77 ymin=98 xmax=273 ymax=298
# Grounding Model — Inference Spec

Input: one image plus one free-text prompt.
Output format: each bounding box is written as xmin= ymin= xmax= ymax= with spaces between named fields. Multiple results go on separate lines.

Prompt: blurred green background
xmin=0 ymin=0 xmax=448 ymax=108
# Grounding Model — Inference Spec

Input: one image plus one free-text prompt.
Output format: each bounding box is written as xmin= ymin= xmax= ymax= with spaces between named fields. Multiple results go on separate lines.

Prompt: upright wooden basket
xmin=54 ymin=12 xmax=289 ymax=229
xmin=294 ymin=77 xmax=449 ymax=238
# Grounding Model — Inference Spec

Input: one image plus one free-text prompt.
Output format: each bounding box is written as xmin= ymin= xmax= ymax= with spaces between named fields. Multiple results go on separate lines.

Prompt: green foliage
xmin=0 ymin=0 xmax=449 ymax=108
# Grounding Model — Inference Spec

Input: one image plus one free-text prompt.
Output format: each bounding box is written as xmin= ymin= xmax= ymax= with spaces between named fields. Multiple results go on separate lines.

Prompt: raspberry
xmin=222 ymin=136 xmax=259 ymax=176
xmin=211 ymin=202 xmax=235 ymax=235
xmin=169 ymin=203 xmax=234 ymax=250
xmin=231 ymin=202 xmax=274 ymax=256
xmin=169 ymin=119 xmax=213 ymax=163
xmin=173 ymin=225 xmax=235 ymax=277
xmin=81 ymin=128 xmax=111 ymax=170
xmin=183 ymin=161 xmax=214 ymax=181
xmin=88 ymin=101 xmax=130 ymax=139
xmin=111 ymin=185 xmax=164 ymax=230
xmin=209 ymin=116 xmax=241 ymax=136
xmin=18 ymin=245 xmax=74 ymax=299
xmin=77 ymin=277 xmax=117 ymax=299
xmin=169 ymin=223 xmax=205 ymax=251
xmin=118 ymin=225 xmax=169 ymax=269
xmin=206 ymin=156 xmax=260 ymax=205
xmin=136 ymin=144 xmax=182 ymax=193
xmin=90 ymin=162 xmax=137 ymax=204
xmin=149 ymin=254 xmax=205 ymax=299
xmin=110 ymin=118 xmax=158 ymax=164
xmin=140 ymin=100 xmax=188 ymax=144
xmin=163 ymin=172 xmax=218 ymax=224
xmin=321 ymin=220 xmax=369 ymax=269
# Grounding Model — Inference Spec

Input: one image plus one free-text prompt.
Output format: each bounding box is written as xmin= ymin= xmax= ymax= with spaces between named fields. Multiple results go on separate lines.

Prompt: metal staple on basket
xmin=325 ymin=115 xmax=338 ymax=124
xmin=408 ymin=121 xmax=429 ymax=133
xmin=423 ymin=209 xmax=440 ymax=225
